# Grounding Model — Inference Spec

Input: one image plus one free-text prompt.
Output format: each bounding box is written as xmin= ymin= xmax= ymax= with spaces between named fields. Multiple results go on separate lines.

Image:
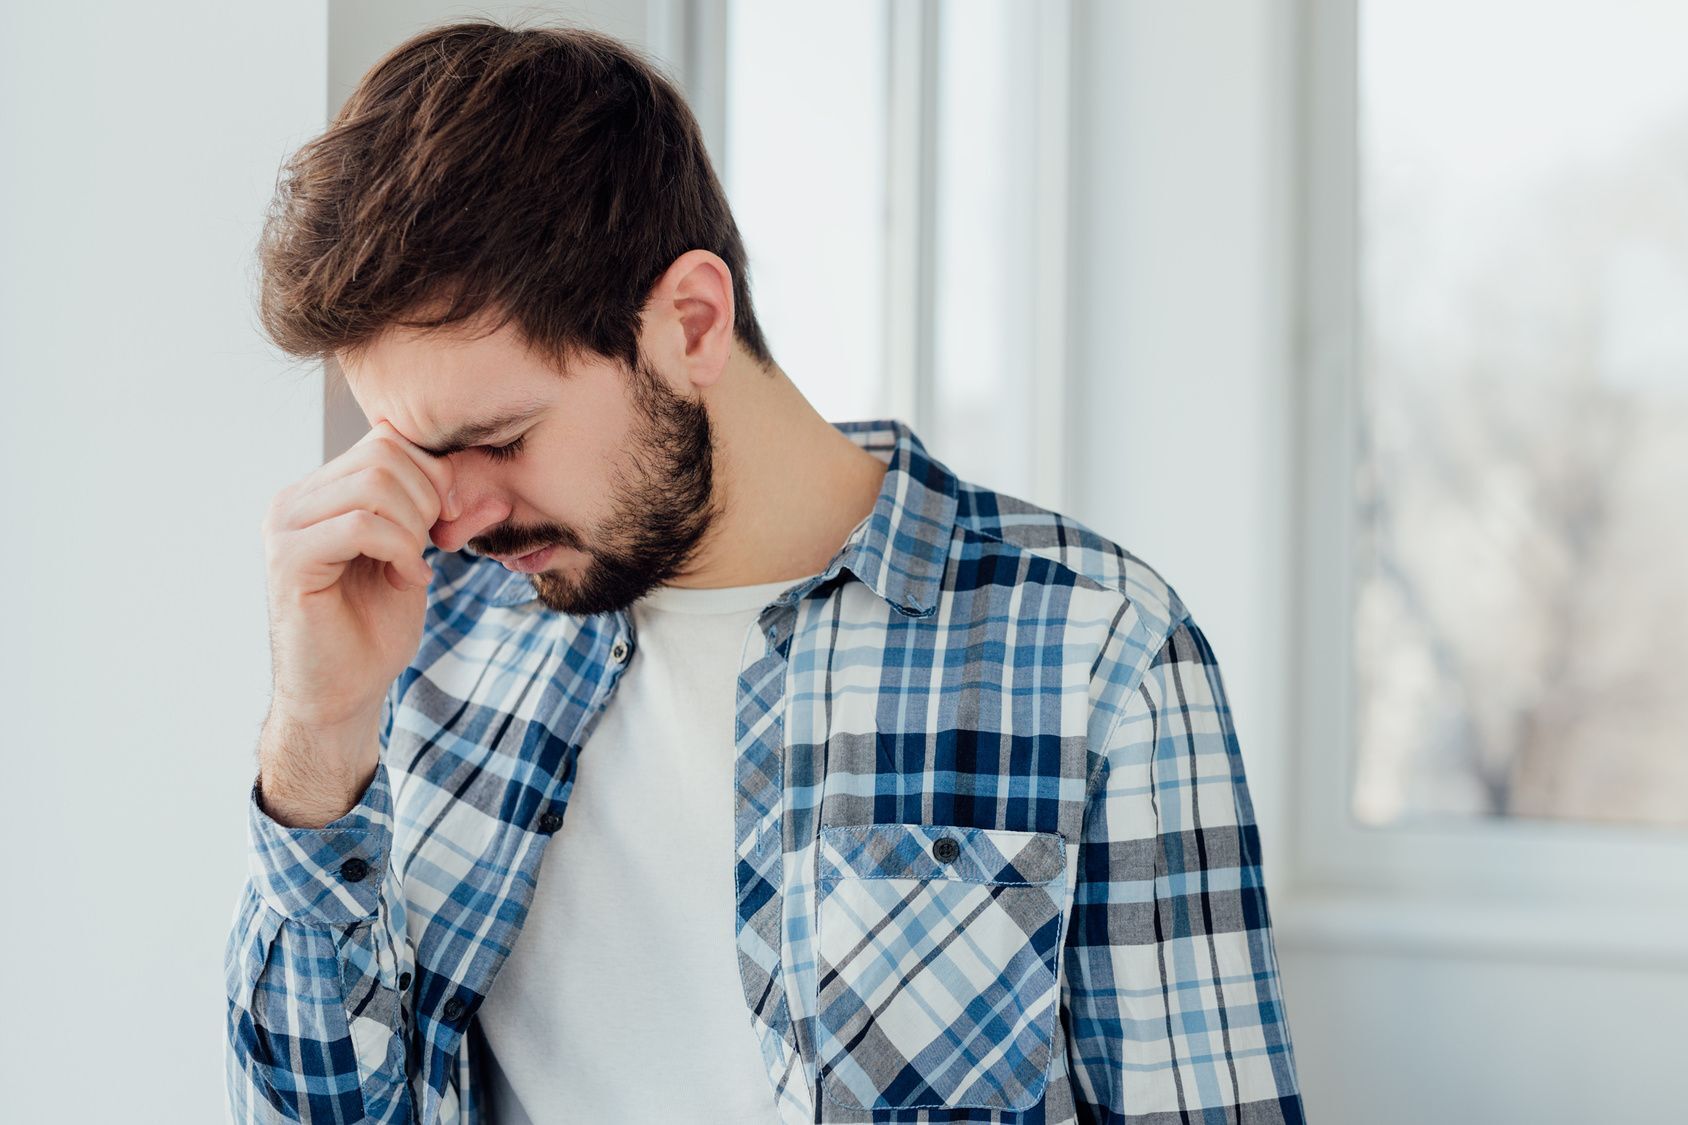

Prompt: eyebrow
xmin=413 ymin=400 xmax=549 ymax=458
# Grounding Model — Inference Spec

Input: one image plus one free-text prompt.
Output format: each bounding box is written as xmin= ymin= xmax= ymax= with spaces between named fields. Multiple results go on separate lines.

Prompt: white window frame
xmin=1282 ymin=0 xmax=1688 ymax=967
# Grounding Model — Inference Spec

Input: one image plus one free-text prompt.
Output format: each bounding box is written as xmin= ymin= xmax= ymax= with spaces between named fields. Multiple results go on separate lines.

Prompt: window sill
xmin=1273 ymin=886 xmax=1688 ymax=970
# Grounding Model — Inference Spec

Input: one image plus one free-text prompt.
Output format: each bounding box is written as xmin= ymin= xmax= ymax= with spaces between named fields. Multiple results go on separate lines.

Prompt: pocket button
xmin=932 ymin=835 xmax=960 ymax=863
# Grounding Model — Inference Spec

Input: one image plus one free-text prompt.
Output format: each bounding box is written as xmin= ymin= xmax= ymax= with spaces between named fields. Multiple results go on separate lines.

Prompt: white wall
xmin=0 ymin=2 xmax=651 ymax=1121
xmin=0 ymin=2 xmax=328 ymax=1121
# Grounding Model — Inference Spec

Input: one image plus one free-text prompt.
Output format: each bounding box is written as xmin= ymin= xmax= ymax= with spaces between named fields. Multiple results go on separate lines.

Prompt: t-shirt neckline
xmin=632 ymin=575 xmax=809 ymax=616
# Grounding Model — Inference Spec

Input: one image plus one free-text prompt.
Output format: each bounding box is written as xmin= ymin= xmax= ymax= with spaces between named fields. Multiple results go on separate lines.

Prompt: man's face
xmin=339 ymin=311 xmax=721 ymax=617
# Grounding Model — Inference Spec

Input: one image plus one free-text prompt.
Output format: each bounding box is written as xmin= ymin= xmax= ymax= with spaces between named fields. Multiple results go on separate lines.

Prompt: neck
xmin=663 ymin=353 xmax=888 ymax=589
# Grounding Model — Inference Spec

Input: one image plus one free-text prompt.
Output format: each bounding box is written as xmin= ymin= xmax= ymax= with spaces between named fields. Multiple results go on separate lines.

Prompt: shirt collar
xmin=484 ymin=416 xmax=959 ymax=617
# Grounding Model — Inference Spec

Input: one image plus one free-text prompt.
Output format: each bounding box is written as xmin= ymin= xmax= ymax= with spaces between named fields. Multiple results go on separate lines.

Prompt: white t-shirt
xmin=476 ymin=575 xmax=800 ymax=1124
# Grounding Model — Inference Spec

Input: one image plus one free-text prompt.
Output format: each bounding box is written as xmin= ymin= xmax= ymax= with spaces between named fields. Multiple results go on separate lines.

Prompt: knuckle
xmin=363 ymin=461 xmax=399 ymax=494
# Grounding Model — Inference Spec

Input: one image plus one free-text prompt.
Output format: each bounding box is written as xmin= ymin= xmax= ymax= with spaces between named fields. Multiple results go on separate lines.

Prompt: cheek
xmin=514 ymin=448 xmax=606 ymax=534
xmin=528 ymin=404 xmax=636 ymax=521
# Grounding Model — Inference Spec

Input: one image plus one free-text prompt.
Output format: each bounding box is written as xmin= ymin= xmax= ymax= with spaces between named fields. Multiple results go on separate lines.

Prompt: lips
xmin=486 ymin=543 xmax=559 ymax=573
xmin=490 ymin=546 xmax=546 ymax=563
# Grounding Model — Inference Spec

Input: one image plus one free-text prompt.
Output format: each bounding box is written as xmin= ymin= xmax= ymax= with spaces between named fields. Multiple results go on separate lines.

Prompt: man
xmin=225 ymin=18 xmax=1305 ymax=1125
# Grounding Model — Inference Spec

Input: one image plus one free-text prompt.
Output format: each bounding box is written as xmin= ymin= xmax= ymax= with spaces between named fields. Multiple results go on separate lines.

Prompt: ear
xmin=640 ymin=249 xmax=735 ymax=391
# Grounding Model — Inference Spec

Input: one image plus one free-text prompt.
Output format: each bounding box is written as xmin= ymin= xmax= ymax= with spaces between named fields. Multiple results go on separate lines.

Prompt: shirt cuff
xmin=246 ymin=759 xmax=394 ymax=926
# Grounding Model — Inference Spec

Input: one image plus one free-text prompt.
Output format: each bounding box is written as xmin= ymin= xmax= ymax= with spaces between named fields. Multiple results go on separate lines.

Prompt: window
xmin=1292 ymin=0 xmax=1688 ymax=950
xmin=1352 ymin=0 xmax=1688 ymax=830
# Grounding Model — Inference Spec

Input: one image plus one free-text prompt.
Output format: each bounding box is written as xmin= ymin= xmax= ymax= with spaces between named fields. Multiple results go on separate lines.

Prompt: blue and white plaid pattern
xmin=225 ymin=416 xmax=1305 ymax=1124
xmin=812 ymin=822 xmax=1068 ymax=1112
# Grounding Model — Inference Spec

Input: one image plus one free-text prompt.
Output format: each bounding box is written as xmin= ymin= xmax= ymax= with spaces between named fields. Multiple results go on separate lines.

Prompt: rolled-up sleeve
xmin=245 ymin=755 xmax=393 ymax=927
xmin=223 ymin=679 xmax=414 ymax=1123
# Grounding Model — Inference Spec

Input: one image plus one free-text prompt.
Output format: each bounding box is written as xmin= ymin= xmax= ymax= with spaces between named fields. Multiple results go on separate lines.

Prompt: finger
xmin=290 ymin=419 xmax=459 ymax=526
xmin=282 ymin=463 xmax=433 ymax=557
xmin=273 ymin=508 xmax=435 ymax=595
xmin=360 ymin=418 xmax=459 ymax=521
xmin=287 ymin=442 xmax=439 ymax=540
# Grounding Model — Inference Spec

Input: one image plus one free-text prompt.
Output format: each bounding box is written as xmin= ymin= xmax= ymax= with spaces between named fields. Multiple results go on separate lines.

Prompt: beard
xmin=521 ymin=351 xmax=722 ymax=618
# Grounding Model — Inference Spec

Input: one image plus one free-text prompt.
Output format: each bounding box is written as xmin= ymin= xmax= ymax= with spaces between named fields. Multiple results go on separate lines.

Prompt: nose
xmin=429 ymin=485 xmax=511 ymax=554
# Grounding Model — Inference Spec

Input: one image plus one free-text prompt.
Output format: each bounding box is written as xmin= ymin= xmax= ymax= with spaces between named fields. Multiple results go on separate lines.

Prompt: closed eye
xmin=480 ymin=435 xmax=526 ymax=463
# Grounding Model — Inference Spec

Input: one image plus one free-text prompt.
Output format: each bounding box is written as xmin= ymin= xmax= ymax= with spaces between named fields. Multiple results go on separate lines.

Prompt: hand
xmin=259 ymin=419 xmax=458 ymax=747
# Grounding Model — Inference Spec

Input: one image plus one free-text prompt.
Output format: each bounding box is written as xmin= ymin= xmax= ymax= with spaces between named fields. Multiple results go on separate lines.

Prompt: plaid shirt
xmin=224 ymin=416 xmax=1305 ymax=1124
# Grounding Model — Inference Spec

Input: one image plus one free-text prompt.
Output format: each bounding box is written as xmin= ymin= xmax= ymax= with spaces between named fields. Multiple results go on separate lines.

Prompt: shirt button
xmin=932 ymin=836 xmax=960 ymax=864
xmin=398 ymin=971 xmax=412 ymax=991
xmin=610 ymin=639 xmax=629 ymax=663
xmin=338 ymin=857 xmax=369 ymax=882
xmin=443 ymin=997 xmax=464 ymax=1021
xmin=538 ymin=811 xmax=564 ymax=833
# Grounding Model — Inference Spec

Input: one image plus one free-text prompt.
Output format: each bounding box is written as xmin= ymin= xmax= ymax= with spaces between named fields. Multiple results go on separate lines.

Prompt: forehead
xmin=339 ymin=314 xmax=564 ymax=443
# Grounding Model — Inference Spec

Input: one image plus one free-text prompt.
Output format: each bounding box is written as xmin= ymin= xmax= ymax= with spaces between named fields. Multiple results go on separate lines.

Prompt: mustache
xmin=470 ymin=529 xmax=576 ymax=557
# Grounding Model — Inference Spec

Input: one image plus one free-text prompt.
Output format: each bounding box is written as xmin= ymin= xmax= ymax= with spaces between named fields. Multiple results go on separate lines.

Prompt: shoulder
xmin=949 ymin=477 xmax=1199 ymax=719
xmin=952 ymin=476 xmax=1192 ymax=638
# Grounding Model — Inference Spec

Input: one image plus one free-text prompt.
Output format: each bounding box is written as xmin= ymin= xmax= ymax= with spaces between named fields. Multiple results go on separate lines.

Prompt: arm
xmin=1062 ymin=615 xmax=1305 ymax=1124
xmin=223 ymin=680 xmax=415 ymax=1124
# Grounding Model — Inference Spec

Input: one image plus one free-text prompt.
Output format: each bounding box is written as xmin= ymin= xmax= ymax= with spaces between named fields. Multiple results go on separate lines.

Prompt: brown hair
xmin=255 ymin=17 xmax=774 ymax=377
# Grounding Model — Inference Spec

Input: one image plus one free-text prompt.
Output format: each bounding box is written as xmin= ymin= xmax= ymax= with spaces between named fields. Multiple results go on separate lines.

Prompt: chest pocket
xmin=812 ymin=821 xmax=1068 ymax=1113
